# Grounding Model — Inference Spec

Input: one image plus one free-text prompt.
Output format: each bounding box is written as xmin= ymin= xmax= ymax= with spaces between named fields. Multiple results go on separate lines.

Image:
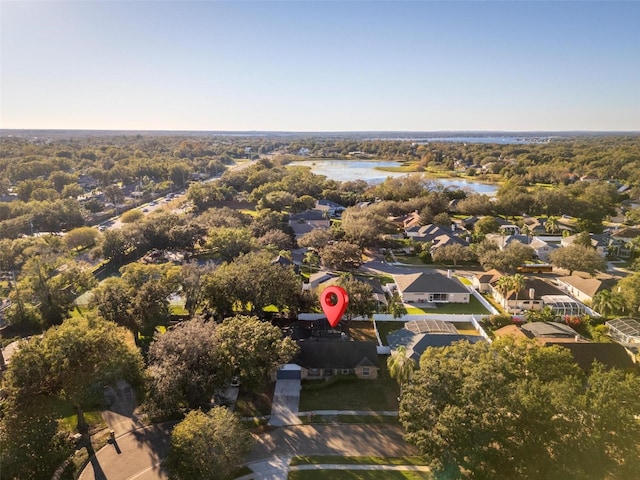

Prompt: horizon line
xmin=2 ymin=128 xmax=639 ymax=135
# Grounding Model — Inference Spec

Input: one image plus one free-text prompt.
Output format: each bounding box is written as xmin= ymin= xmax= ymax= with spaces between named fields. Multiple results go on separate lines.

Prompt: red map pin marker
xmin=320 ymin=285 xmax=349 ymax=328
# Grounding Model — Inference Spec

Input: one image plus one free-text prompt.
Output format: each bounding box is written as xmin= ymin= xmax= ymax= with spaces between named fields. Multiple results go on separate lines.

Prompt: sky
xmin=1 ymin=1 xmax=639 ymax=132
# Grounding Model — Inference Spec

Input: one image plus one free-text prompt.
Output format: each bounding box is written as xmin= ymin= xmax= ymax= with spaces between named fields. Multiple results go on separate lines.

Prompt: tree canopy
xmin=166 ymin=407 xmax=253 ymax=480
xmin=400 ymin=338 xmax=640 ymax=480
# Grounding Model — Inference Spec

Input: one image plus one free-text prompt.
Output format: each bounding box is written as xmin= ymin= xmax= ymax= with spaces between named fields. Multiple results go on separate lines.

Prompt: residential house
xmin=316 ymin=199 xmax=346 ymax=218
xmin=610 ymin=227 xmax=640 ymax=258
xmin=289 ymin=209 xmax=330 ymax=239
xmin=272 ymin=254 xmax=300 ymax=275
xmin=387 ymin=319 xmax=485 ymax=362
xmin=561 ymin=233 xmax=609 ymax=257
xmin=313 ymin=275 xmax=388 ymax=308
xmin=395 ymin=272 xmax=470 ymax=304
xmin=389 ymin=211 xmax=421 ymax=231
xmin=555 ymin=274 xmax=617 ymax=304
xmin=473 ymin=269 xmax=503 ymax=293
xmin=405 ymin=224 xmax=468 ymax=253
xmin=295 ymin=340 xmax=378 ymax=380
xmin=556 ymin=215 xmax=578 ymax=234
xmin=485 ymin=234 xmax=553 ymax=260
xmin=304 ymin=270 xmax=337 ymax=291
xmin=490 ymin=277 xmax=585 ymax=315
xmin=495 ymin=322 xmax=635 ymax=371
xmin=521 ymin=216 xmax=548 ymax=235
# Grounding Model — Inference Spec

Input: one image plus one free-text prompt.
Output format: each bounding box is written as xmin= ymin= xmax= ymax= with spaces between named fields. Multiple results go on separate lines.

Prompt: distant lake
xmin=288 ymin=159 xmax=498 ymax=195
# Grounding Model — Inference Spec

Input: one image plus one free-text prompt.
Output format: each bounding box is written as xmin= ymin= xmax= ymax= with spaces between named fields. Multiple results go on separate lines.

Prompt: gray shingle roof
xmin=296 ymin=340 xmax=379 ymax=370
xmin=395 ymin=272 xmax=468 ymax=294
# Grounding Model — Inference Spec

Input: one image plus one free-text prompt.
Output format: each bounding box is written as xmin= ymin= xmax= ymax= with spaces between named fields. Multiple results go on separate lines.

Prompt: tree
xmin=0 ymin=396 xmax=73 ymax=480
xmin=340 ymin=207 xmax=395 ymax=247
xmin=545 ymin=215 xmax=560 ymax=234
xmin=431 ymin=243 xmax=475 ymax=266
xmin=297 ymin=228 xmax=334 ymax=250
xmin=216 ymin=315 xmax=299 ymax=393
xmin=257 ymin=228 xmax=293 ymax=251
xmin=92 ymin=276 xmax=136 ymax=332
xmin=549 ymin=245 xmax=607 ymax=276
xmin=166 ymin=408 xmax=253 ymax=480
xmin=319 ymin=241 xmax=363 ymax=270
xmin=147 ymin=318 xmax=224 ymax=411
xmin=496 ymin=273 xmax=527 ymax=312
xmin=205 ymin=226 xmax=255 ymax=261
xmin=525 ymin=305 xmax=559 ymax=323
xmin=400 ymin=338 xmax=640 ymax=480
xmin=387 ymin=346 xmax=415 ymax=393
xmin=101 ymin=228 xmax=130 ymax=263
xmin=495 ymin=274 xmax=525 ymax=312
xmin=386 ymin=290 xmax=407 ymax=318
xmin=572 ymin=231 xmax=594 ymax=248
xmin=303 ymin=249 xmax=320 ymax=275
xmin=616 ymin=272 xmax=640 ymax=314
xmin=336 ymin=275 xmax=377 ymax=331
xmin=590 ymin=289 xmax=626 ymax=317
xmin=12 ymin=257 xmax=96 ymax=327
xmin=64 ymin=226 xmax=100 ymax=250
xmin=4 ymin=316 xmax=144 ymax=431
xmin=478 ymin=241 xmax=534 ymax=273
xmin=103 ymin=184 xmax=125 ymax=212
xmin=474 ymin=216 xmax=500 ymax=236
xmin=120 ymin=209 xmax=144 ymax=223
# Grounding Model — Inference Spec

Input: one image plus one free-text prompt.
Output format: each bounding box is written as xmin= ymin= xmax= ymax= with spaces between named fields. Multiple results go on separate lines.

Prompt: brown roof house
xmin=289 ymin=209 xmax=330 ymax=239
xmin=555 ymin=274 xmax=617 ymax=304
xmin=295 ymin=340 xmax=379 ymax=380
xmin=395 ymin=272 xmax=470 ymax=305
xmin=473 ymin=269 xmax=503 ymax=293
xmin=491 ymin=277 xmax=586 ymax=316
xmin=495 ymin=322 xmax=635 ymax=371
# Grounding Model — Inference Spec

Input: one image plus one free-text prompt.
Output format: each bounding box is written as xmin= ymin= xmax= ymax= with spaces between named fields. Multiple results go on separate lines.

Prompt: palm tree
xmin=387 ymin=346 xmax=416 ymax=394
xmin=510 ymin=273 xmax=527 ymax=311
xmin=303 ymin=250 xmax=319 ymax=276
xmin=495 ymin=276 xmax=514 ymax=312
xmin=521 ymin=224 xmax=532 ymax=244
xmin=545 ymin=216 xmax=560 ymax=235
xmin=591 ymin=290 xmax=625 ymax=317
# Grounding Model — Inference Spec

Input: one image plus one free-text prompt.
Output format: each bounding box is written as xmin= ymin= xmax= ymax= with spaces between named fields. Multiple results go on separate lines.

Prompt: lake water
xmin=288 ymin=159 xmax=498 ymax=195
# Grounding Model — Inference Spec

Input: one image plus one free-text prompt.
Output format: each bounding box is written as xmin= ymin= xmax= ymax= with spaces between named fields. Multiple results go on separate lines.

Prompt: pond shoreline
xmin=287 ymin=158 xmax=499 ymax=194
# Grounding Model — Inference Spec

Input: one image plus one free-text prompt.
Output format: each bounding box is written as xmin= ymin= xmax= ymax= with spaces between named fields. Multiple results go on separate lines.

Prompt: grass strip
xmin=289 ymin=469 xmax=431 ymax=479
xmin=290 ymin=456 xmax=428 ymax=466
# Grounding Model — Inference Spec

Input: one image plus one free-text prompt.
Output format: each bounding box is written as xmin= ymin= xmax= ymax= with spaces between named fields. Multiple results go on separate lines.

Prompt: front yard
xmin=299 ymin=356 xmax=399 ymax=412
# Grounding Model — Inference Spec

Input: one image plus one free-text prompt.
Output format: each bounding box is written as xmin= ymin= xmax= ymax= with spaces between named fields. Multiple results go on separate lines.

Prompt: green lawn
xmin=289 ymin=470 xmax=431 ymax=479
xmin=300 ymin=414 xmax=399 ymax=425
xmin=299 ymin=357 xmax=399 ymax=412
xmin=405 ymin=296 xmax=489 ymax=315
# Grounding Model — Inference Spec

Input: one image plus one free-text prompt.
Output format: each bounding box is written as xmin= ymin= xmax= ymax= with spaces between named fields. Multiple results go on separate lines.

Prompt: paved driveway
xmin=269 ymin=379 xmax=302 ymax=426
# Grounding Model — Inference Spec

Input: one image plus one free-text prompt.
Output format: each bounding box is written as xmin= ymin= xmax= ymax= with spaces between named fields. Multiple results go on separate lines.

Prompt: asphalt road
xmin=78 ymin=423 xmax=416 ymax=480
